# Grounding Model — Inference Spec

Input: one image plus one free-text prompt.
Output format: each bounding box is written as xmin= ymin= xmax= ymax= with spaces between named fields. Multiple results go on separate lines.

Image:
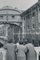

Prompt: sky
xmin=0 ymin=0 xmax=38 ymax=10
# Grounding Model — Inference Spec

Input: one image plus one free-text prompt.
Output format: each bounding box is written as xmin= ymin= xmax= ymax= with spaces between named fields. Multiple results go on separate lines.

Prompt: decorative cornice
xmin=21 ymin=2 xmax=38 ymax=17
xmin=0 ymin=6 xmax=22 ymax=13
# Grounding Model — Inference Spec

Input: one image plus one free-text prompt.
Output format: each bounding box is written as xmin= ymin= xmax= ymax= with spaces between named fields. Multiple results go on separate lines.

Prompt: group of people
xmin=0 ymin=40 xmax=37 ymax=60
xmin=3 ymin=40 xmax=36 ymax=60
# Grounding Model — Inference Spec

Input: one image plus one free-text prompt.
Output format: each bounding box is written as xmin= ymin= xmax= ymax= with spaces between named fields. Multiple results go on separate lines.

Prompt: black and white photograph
xmin=0 ymin=0 xmax=40 ymax=60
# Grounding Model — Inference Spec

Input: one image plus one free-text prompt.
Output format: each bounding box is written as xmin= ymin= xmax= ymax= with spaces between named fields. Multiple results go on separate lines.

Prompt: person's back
xmin=4 ymin=43 xmax=16 ymax=60
xmin=17 ymin=45 xmax=25 ymax=56
xmin=17 ymin=45 xmax=26 ymax=60
xmin=25 ymin=43 xmax=36 ymax=60
xmin=16 ymin=44 xmax=26 ymax=60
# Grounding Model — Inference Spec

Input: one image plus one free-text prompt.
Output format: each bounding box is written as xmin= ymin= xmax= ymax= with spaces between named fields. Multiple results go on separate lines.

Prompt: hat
xmin=19 ymin=40 xmax=23 ymax=44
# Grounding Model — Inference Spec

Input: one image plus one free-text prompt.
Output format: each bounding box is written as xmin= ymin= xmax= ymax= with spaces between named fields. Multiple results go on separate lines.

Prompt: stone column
xmin=5 ymin=26 xmax=8 ymax=41
xmin=37 ymin=52 xmax=39 ymax=60
xmin=18 ymin=28 xmax=20 ymax=41
xmin=12 ymin=26 xmax=14 ymax=43
xmin=22 ymin=17 xmax=25 ymax=39
xmin=6 ymin=24 xmax=10 ymax=40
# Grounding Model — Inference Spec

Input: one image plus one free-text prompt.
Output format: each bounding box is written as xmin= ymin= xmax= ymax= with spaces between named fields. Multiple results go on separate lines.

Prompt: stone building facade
xmin=1 ymin=0 xmax=40 ymax=46
xmin=0 ymin=6 xmax=23 ymax=43
xmin=21 ymin=0 xmax=40 ymax=46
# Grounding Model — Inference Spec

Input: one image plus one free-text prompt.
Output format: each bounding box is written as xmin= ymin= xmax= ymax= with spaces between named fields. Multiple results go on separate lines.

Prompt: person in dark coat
xmin=4 ymin=43 xmax=17 ymax=60
xmin=16 ymin=40 xmax=28 ymax=60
